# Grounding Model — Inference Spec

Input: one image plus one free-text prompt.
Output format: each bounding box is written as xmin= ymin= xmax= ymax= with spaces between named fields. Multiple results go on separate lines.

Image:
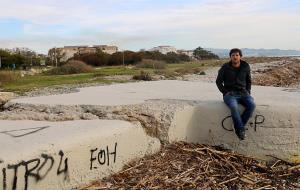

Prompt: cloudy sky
xmin=0 ymin=0 xmax=299 ymax=53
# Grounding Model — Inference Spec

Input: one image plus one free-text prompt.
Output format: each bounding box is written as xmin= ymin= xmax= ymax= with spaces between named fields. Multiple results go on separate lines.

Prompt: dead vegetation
xmin=132 ymin=70 xmax=153 ymax=81
xmin=82 ymin=142 xmax=300 ymax=190
xmin=253 ymin=60 xmax=300 ymax=87
xmin=0 ymin=71 xmax=20 ymax=84
xmin=243 ymin=56 xmax=289 ymax=64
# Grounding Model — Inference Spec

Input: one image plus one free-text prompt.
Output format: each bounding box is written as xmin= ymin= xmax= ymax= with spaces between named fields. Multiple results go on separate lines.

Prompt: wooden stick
xmin=255 ymin=185 xmax=272 ymax=190
xmin=288 ymin=164 xmax=300 ymax=171
xmin=219 ymin=177 xmax=239 ymax=185
xmin=118 ymin=163 xmax=144 ymax=174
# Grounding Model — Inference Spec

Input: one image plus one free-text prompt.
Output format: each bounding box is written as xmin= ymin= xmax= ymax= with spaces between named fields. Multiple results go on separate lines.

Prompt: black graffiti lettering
xmin=37 ymin=154 xmax=54 ymax=180
xmin=110 ymin=143 xmax=117 ymax=164
xmin=98 ymin=149 xmax=106 ymax=165
xmin=2 ymin=168 xmax=6 ymax=190
xmin=222 ymin=114 xmax=265 ymax=132
xmin=57 ymin=150 xmax=69 ymax=180
xmin=3 ymin=151 xmax=69 ymax=190
xmin=7 ymin=159 xmax=42 ymax=190
xmin=90 ymin=148 xmax=98 ymax=170
xmin=90 ymin=143 xmax=118 ymax=170
xmin=254 ymin=115 xmax=265 ymax=131
xmin=221 ymin=116 xmax=234 ymax=131
xmin=106 ymin=146 xmax=110 ymax=166
xmin=7 ymin=163 xmax=20 ymax=190
xmin=23 ymin=159 xmax=40 ymax=190
xmin=0 ymin=126 xmax=50 ymax=138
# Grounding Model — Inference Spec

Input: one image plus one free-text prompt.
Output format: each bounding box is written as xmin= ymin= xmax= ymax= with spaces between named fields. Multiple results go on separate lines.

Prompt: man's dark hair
xmin=229 ymin=48 xmax=243 ymax=57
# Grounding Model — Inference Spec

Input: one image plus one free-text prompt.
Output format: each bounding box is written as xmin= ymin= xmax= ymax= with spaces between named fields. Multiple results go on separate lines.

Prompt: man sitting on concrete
xmin=216 ymin=48 xmax=256 ymax=140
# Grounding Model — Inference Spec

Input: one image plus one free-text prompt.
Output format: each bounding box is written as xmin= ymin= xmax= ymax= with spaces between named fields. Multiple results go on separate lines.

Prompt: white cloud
xmin=0 ymin=0 xmax=299 ymax=52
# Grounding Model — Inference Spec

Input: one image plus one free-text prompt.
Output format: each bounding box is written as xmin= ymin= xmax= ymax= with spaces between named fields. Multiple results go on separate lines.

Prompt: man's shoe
xmin=235 ymin=128 xmax=245 ymax=140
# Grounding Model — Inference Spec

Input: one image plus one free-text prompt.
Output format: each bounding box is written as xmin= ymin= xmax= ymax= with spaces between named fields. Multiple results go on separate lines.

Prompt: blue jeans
xmin=223 ymin=92 xmax=256 ymax=130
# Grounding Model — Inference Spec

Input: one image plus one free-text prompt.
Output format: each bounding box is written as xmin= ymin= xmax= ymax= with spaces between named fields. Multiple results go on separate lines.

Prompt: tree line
xmin=71 ymin=47 xmax=219 ymax=67
xmin=72 ymin=51 xmax=192 ymax=66
xmin=0 ymin=46 xmax=220 ymax=69
xmin=193 ymin=47 xmax=219 ymax=60
xmin=0 ymin=49 xmax=44 ymax=69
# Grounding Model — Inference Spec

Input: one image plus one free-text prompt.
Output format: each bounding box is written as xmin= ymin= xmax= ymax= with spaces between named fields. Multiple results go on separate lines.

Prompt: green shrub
xmin=136 ymin=59 xmax=166 ymax=70
xmin=139 ymin=51 xmax=191 ymax=63
xmin=0 ymin=71 xmax=20 ymax=84
xmin=199 ymin=71 xmax=206 ymax=75
xmin=46 ymin=60 xmax=94 ymax=75
xmin=132 ymin=70 xmax=152 ymax=81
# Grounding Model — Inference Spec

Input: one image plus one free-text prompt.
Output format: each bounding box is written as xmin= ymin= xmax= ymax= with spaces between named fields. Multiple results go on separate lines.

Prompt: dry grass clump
xmin=0 ymin=71 xmax=20 ymax=84
xmin=174 ymin=67 xmax=203 ymax=75
xmin=82 ymin=142 xmax=300 ymax=190
xmin=132 ymin=70 xmax=152 ymax=81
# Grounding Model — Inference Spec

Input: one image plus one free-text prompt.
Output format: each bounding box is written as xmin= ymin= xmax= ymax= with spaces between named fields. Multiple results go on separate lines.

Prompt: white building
xmin=177 ymin=49 xmax=194 ymax=58
xmin=149 ymin=46 xmax=177 ymax=54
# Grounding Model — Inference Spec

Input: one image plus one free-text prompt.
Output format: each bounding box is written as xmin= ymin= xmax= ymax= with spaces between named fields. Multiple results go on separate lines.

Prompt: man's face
xmin=230 ymin=52 xmax=241 ymax=66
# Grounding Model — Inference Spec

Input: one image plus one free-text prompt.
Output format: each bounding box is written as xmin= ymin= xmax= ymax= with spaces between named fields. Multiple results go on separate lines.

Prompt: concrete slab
xmin=0 ymin=120 xmax=160 ymax=190
xmin=11 ymin=80 xmax=300 ymax=107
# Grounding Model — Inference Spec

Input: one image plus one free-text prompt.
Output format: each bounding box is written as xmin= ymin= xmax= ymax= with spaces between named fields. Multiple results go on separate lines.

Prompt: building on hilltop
xmin=148 ymin=46 xmax=195 ymax=58
xmin=149 ymin=46 xmax=177 ymax=54
xmin=177 ymin=49 xmax=195 ymax=58
xmin=48 ymin=45 xmax=118 ymax=63
xmin=92 ymin=45 xmax=118 ymax=54
xmin=148 ymin=46 xmax=195 ymax=59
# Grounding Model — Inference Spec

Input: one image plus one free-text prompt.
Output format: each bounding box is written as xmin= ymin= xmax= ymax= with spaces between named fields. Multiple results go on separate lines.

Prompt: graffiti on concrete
xmin=222 ymin=114 xmax=265 ymax=132
xmin=2 ymin=167 xmax=7 ymax=190
xmin=251 ymin=115 xmax=265 ymax=131
xmin=0 ymin=126 xmax=50 ymax=138
xmin=90 ymin=142 xmax=117 ymax=170
xmin=0 ymin=150 xmax=68 ymax=190
xmin=57 ymin=151 xmax=69 ymax=180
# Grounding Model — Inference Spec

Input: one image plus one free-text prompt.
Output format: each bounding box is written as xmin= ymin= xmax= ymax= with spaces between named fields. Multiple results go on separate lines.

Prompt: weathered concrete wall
xmin=0 ymin=120 xmax=160 ymax=190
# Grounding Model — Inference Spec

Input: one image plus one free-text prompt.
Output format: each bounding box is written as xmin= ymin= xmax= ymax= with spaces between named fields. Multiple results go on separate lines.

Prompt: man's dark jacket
xmin=216 ymin=60 xmax=251 ymax=95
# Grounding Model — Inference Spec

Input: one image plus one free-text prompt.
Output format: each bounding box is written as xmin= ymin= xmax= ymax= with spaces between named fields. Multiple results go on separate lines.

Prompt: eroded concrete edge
xmin=1 ymin=98 xmax=300 ymax=164
xmin=1 ymin=99 xmax=198 ymax=144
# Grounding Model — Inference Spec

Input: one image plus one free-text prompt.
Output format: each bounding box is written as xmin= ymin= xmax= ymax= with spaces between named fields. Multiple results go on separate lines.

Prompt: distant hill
xmin=205 ymin=48 xmax=300 ymax=58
